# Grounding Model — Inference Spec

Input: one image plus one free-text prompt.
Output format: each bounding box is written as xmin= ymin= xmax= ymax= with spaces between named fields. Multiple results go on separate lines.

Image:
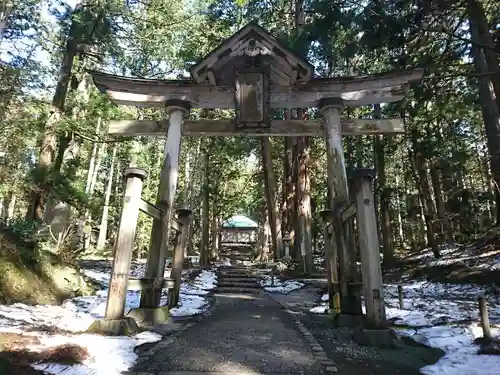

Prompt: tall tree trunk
xmin=411 ymin=151 xmax=440 ymax=257
xmin=200 ymin=150 xmax=210 ymax=266
xmin=84 ymin=141 xmax=106 ymax=249
xmin=97 ymin=144 xmax=118 ymax=250
xmin=262 ymin=137 xmax=283 ymax=260
xmin=296 ymin=134 xmax=313 ymax=274
xmin=257 ymin=210 xmax=271 ymax=263
xmin=6 ymin=192 xmax=16 ymax=220
xmin=29 ymin=5 xmax=81 ymax=220
xmin=210 ymin=180 xmax=219 ymax=260
xmin=430 ymin=164 xmax=454 ymax=243
xmin=282 ymin=110 xmax=293 ymax=236
xmin=468 ymin=11 xmax=500 ymax=225
xmin=85 ymin=118 xmax=102 ymax=193
xmin=467 ymin=0 xmax=500 ymax=111
xmin=183 ymin=138 xmax=202 ymax=256
xmin=394 ymin=175 xmax=405 ymax=248
xmin=285 ymin=136 xmax=297 ymax=259
xmin=0 ymin=3 xmax=10 ymax=41
xmin=373 ymin=104 xmax=394 ymax=265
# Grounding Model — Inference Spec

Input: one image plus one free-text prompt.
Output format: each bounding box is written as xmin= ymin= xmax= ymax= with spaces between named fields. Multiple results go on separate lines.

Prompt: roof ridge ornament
xmin=230 ymin=38 xmax=274 ymax=57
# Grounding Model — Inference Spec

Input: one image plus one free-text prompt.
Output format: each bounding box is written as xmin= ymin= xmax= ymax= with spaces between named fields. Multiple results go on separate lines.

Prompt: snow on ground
xmin=171 ymin=269 xmax=218 ymax=317
xmin=310 ymin=282 xmax=500 ymax=375
xmin=0 ymin=262 xmax=218 ymax=374
xmin=308 ymin=293 xmax=330 ymax=314
xmin=260 ymin=275 xmax=305 ymax=294
xmin=31 ymin=331 xmax=161 ymax=375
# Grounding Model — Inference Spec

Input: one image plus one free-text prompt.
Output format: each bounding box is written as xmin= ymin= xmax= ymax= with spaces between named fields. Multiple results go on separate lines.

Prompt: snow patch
xmin=0 ymin=263 xmax=218 ymax=374
xmin=31 ymin=331 xmax=161 ymax=375
xmin=260 ymin=276 xmax=304 ymax=294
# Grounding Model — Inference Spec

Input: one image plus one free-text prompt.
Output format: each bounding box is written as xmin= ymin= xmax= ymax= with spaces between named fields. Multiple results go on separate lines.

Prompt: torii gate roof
xmin=90 ymin=23 xmax=423 ymax=110
xmin=90 ymin=68 xmax=423 ymax=109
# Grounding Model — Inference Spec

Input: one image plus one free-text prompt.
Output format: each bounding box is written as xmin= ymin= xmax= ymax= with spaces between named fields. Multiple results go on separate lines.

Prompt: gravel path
xmin=132 ymin=292 xmax=325 ymax=374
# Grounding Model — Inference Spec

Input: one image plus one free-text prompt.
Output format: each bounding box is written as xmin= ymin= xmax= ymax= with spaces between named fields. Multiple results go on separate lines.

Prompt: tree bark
xmin=97 ymin=144 xmax=118 ymax=250
xmin=296 ymin=134 xmax=313 ymax=273
xmin=29 ymin=5 xmax=81 ymax=220
xmin=210 ymin=180 xmax=219 ymax=260
xmin=286 ymin=136 xmax=298 ymax=259
xmin=430 ymin=164 xmax=454 ymax=243
xmin=0 ymin=3 xmax=10 ymax=41
xmin=85 ymin=118 xmax=102 ymax=193
xmin=262 ymin=137 xmax=283 ymax=260
xmin=373 ymin=104 xmax=394 ymax=266
xmin=411 ymin=150 xmax=440 ymax=257
xmin=183 ymin=138 xmax=202 ymax=256
xmin=200 ymin=149 xmax=210 ymax=266
xmin=468 ymin=8 xmax=500 ymax=225
xmin=467 ymin=0 xmax=500 ymax=111
xmin=282 ymin=109 xmax=294 ymax=236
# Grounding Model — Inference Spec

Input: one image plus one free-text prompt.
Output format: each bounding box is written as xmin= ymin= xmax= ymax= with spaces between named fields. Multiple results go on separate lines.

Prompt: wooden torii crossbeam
xmin=89 ymin=22 xmax=424 ymax=332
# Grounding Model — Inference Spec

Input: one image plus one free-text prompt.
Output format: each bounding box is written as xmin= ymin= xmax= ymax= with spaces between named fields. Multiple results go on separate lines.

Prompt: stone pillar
xmin=88 ymin=168 xmax=146 ymax=335
xmin=319 ymin=98 xmax=360 ymax=315
xmin=141 ymin=99 xmax=191 ymax=309
xmin=168 ymin=208 xmax=193 ymax=308
xmin=350 ymin=168 xmax=386 ymax=326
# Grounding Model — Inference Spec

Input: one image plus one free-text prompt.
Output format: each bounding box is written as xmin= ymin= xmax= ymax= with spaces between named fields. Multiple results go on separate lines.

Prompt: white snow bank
xmin=260 ymin=276 xmax=304 ymax=294
xmin=385 ymin=281 xmax=500 ymax=375
xmin=0 ymin=263 xmax=218 ymax=374
xmin=31 ymin=331 xmax=161 ymax=375
xmin=310 ymin=304 xmax=329 ymax=314
xmin=385 ymin=281 xmax=500 ymax=326
xmin=416 ymin=325 xmax=500 ymax=375
xmin=170 ymin=270 xmax=218 ymax=316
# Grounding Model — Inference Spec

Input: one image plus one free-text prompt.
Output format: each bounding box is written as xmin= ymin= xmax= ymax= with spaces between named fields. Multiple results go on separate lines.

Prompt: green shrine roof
xmin=222 ymin=215 xmax=258 ymax=228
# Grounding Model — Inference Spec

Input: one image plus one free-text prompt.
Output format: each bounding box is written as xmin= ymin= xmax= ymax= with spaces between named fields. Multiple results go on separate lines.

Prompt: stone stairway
xmin=216 ymin=265 xmax=262 ymax=294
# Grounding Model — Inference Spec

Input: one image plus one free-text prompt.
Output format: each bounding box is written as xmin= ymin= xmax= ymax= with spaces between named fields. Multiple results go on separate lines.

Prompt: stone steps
xmin=215 ymin=286 xmax=261 ymax=294
xmin=216 ymin=264 xmax=262 ymax=295
xmin=217 ymin=281 xmax=260 ymax=289
xmin=216 ymin=277 xmax=260 ymax=283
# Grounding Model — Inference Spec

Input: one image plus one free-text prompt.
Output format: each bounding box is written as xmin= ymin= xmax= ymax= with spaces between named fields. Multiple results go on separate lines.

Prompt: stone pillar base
xmin=353 ymin=328 xmax=403 ymax=348
xmin=127 ymin=307 xmax=170 ymax=325
xmin=333 ymin=313 xmax=365 ymax=328
xmin=87 ymin=317 xmax=139 ymax=336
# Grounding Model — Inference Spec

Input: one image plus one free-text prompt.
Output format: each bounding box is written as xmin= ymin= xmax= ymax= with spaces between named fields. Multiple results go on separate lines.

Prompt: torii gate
xmin=88 ymin=23 xmax=423 ymax=334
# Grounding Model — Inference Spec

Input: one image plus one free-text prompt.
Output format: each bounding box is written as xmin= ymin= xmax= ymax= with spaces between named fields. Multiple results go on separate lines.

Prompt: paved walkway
xmin=131 ymin=292 xmax=327 ymax=375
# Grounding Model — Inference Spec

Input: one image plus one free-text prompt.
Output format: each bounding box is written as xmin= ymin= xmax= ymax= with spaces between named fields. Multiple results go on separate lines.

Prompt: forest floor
xmin=385 ymin=227 xmax=500 ymax=286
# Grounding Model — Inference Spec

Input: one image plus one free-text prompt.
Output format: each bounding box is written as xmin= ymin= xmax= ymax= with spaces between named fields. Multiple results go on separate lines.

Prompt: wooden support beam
xmin=91 ymin=69 xmax=424 ymax=109
xmin=138 ymin=199 xmax=182 ymax=232
xmin=168 ymin=209 xmax=193 ymax=308
xmin=139 ymin=199 xmax=162 ymax=220
xmin=105 ymin=168 xmax=147 ymax=320
xmin=341 ymin=202 xmax=356 ymax=222
xmin=350 ymin=168 xmax=386 ymax=326
xmin=140 ymin=101 xmax=190 ymax=309
xmin=108 ymin=119 xmax=404 ymax=137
